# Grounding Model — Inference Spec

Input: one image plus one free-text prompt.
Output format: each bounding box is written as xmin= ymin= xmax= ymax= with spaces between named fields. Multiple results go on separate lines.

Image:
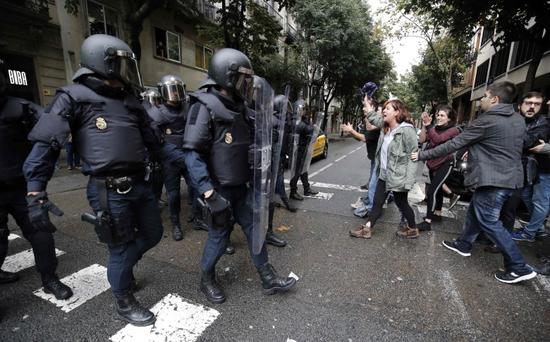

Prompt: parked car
xmin=312 ymin=130 xmax=328 ymax=159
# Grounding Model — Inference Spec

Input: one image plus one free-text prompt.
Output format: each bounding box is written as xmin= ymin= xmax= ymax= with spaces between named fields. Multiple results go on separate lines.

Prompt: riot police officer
xmin=182 ymin=48 xmax=296 ymax=304
xmin=23 ymin=34 xmax=187 ymax=326
xmin=289 ymin=103 xmax=319 ymax=200
xmin=144 ymin=75 xmax=190 ymax=241
xmin=141 ymin=88 xmax=165 ymax=206
xmin=0 ymin=58 xmax=73 ymax=299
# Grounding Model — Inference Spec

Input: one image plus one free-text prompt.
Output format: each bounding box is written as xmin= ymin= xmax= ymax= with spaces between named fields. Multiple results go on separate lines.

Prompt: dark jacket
xmin=425 ymin=125 xmax=460 ymax=171
xmin=523 ymin=114 xmax=550 ymax=174
xmin=419 ymin=103 xmax=524 ymax=190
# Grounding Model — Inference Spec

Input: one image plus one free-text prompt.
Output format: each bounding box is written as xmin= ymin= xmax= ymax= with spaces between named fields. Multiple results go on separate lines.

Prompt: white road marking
xmin=284 ymin=180 xmax=367 ymax=193
xmin=308 ymin=163 xmax=334 ymax=179
xmin=3 ymin=248 xmax=65 ymax=273
xmin=303 ymin=191 xmax=334 ymax=200
xmin=110 ymin=293 xmax=220 ymax=342
xmin=536 ymin=275 xmax=550 ymax=294
xmin=334 ymin=155 xmax=347 ymax=162
xmin=286 ymin=339 xmax=297 ymax=342
xmin=438 ymin=270 xmax=480 ymax=337
xmin=289 ymin=272 xmax=300 ymax=281
xmin=34 ymin=264 xmax=110 ymax=313
xmin=8 ymin=234 xmax=20 ymax=241
xmin=408 ymin=183 xmax=426 ymax=201
xmin=414 ymin=205 xmax=457 ymax=219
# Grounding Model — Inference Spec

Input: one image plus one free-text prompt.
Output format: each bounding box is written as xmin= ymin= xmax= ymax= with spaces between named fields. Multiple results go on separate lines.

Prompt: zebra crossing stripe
xmin=33 ymin=263 xmax=110 ymax=313
xmin=8 ymin=233 xmax=20 ymax=241
xmin=303 ymin=191 xmax=334 ymax=200
xmin=3 ymin=248 xmax=65 ymax=273
xmin=110 ymin=293 xmax=220 ymax=342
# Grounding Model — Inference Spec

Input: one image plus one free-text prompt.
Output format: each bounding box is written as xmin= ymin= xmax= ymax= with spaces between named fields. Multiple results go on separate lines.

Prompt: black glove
xmin=26 ymin=191 xmax=64 ymax=232
xmin=205 ymin=191 xmax=231 ymax=215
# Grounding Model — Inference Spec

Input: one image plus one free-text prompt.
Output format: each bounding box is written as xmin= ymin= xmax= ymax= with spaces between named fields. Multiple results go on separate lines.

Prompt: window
xmin=474 ymin=60 xmax=490 ymax=88
xmin=154 ymin=28 xmax=181 ymax=62
xmin=195 ymin=44 xmax=213 ymax=69
xmin=87 ymin=0 xmax=119 ymax=36
xmin=488 ymin=44 xmax=510 ymax=80
xmin=480 ymin=26 xmax=493 ymax=46
xmin=510 ymin=39 xmax=537 ymax=69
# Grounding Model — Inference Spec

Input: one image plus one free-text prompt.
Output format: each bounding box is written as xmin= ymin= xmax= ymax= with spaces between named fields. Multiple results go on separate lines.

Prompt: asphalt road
xmin=1 ymin=137 xmax=550 ymax=341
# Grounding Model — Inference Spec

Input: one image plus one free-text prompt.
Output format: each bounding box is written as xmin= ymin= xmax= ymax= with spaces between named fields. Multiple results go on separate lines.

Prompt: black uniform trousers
xmin=0 ymin=178 xmax=58 ymax=279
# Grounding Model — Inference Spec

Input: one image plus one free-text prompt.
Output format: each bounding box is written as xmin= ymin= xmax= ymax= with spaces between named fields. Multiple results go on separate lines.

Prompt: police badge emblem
xmin=165 ymin=128 xmax=172 ymax=135
xmin=224 ymin=132 xmax=233 ymax=144
xmin=95 ymin=117 xmax=107 ymax=130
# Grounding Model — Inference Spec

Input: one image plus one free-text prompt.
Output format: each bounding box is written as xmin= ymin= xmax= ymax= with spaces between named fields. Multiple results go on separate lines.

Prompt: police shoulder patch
xmin=95 ymin=117 xmax=107 ymax=130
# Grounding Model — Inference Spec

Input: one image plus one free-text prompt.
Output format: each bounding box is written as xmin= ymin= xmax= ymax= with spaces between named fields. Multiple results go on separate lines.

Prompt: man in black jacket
xmin=412 ymin=81 xmax=536 ymax=284
xmin=511 ymin=92 xmax=550 ymax=242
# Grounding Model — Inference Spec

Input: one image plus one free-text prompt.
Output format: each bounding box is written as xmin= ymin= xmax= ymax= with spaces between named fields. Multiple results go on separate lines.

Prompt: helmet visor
xmin=141 ymin=90 xmax=161 ymax=106
xmin=234 ymin=66 xmax=254 ymax=102
xmin=160 ymin=81 xmax=186 ymax=102
xmin=112 ymin=50 xmax=143 ymax=89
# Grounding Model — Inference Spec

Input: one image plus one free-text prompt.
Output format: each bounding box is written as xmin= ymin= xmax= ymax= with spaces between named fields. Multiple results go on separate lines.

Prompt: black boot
xmin=192 ymin=217 xmax=209 ymax=231
xmin=257 ymin=263 xmax=297 ymax=295
xmin=171 ymin=216 xmax=183 ymax=241
xmin=290 ymin=191 xmax=304 ymax=201
xmin=42 ymin=275 xmax=73 ymax=300
xmin=303 ymin=188 xmax=319 ymax=196
xmin=0 ymin=270 xmax=19 ymax=284
xmin=116 ymin=293 xmax=155 ymax=326
xmin=266 ymin=230 xmax=287 ymax=247
xmin=200 ymin=270 xmax=226 ymax=304
xmin=281 ymin=197 xmax=297 ymax=213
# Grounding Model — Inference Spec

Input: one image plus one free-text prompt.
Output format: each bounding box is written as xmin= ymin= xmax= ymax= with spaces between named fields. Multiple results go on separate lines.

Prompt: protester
xmin=349 ymin=99 xmax=419 ymax=239
xmin=412 ymin=81 xmax=537 ymax=284
xmin=415 ymin=104 xmax=461 ymax=231
xmin=65 ymin=134 xmax=80 ymax=170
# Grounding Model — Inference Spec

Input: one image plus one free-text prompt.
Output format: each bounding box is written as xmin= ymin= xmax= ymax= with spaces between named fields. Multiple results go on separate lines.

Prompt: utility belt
xmin=92 ymin=170 xmax=147 ymax=195
xmin=81 ymin=170 xmax=145 ymax=244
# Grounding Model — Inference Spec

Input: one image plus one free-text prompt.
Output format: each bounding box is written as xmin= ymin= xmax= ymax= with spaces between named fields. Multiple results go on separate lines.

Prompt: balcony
xmin=195 ymin=0 xmax=217 ymax=22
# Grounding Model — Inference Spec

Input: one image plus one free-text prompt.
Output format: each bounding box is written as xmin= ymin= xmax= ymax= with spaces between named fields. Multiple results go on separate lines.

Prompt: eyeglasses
xmin=523 ymin=101 xmax=543 ymax=107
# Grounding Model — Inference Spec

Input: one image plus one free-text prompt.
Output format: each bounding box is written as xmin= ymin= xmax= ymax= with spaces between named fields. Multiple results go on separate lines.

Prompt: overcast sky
xmin=366 ymin=0 xmax=425 ymax=77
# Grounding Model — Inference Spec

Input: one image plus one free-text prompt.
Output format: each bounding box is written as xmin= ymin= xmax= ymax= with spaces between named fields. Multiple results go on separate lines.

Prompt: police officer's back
xmin=0 ymin=58 xmax=72 ymax=299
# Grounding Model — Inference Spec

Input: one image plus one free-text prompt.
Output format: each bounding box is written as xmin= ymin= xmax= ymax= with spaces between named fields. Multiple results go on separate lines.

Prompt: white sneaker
xmin=350 ymin=197 xmax=364 ymax=209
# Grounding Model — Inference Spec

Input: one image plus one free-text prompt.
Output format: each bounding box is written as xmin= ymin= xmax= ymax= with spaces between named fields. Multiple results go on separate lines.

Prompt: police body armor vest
xmin=192 ymin=92 xmax=251 ymax=186
xmin=156 ymin=104 xmax=186 ymax=148
xmin=60 ymin=84 xmax=147 ymax=176
xmin=0 ymin=97 xmax=34 ymax=181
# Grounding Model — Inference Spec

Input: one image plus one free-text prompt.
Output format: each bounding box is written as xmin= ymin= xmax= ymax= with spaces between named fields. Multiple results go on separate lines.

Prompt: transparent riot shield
xmin=289 ymin=99 xmax=305 ymax=179
xmin=269 ymin=86 xmax=291 ymax=201
xmin=251 ymin=76 xmax=274 ymax=255
xmin=301 ymin=110 xmax=325 ymax=174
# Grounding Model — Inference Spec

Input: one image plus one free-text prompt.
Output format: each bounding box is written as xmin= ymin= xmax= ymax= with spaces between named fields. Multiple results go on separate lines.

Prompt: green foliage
xmin=292 ymin=0 xmax=392 ymax=115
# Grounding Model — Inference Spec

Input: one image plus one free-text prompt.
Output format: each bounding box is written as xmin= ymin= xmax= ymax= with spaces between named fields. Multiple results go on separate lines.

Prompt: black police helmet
xmin=201 ymin=48 xmax=254 ymax=101
xmin=158 ymin=74 xmax=186 ymax=102
xmin=73 ymin=34 xmax=142 ymax=89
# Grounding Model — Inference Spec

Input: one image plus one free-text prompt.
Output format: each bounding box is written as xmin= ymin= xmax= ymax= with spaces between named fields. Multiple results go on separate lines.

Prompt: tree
xmin=291 ymin=0 xmax=391 ymax=120
xmin=399 ymin=0 xmax=550 ymax=92
xmin=381 ymin=0 xmax=472 ymax=103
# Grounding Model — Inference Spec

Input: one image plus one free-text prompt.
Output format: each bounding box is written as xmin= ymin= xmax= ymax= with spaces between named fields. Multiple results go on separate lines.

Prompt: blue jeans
xmin=86 ymin=180 xmax=163 ymax=297
xmin=456 ymin=187 xmax=530 ymax=273
xmin=201 ymin=184 xmax=268 ymax=272
xmin=524 ymin=172 xmax=550 ymax=236
xmin=361 ymin=160 xmax=379 ymax=210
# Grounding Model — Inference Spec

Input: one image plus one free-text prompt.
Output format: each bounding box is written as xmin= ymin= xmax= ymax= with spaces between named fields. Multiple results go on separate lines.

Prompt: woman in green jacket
xmin=350 ymin=99 xmax=419 ymax=239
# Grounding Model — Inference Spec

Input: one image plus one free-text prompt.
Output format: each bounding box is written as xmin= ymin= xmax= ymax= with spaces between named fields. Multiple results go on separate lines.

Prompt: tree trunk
xmin=446 ymin=66 xmax=453 ymax=104
xmin=524 ymin=43 xmax=543 ymax=92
